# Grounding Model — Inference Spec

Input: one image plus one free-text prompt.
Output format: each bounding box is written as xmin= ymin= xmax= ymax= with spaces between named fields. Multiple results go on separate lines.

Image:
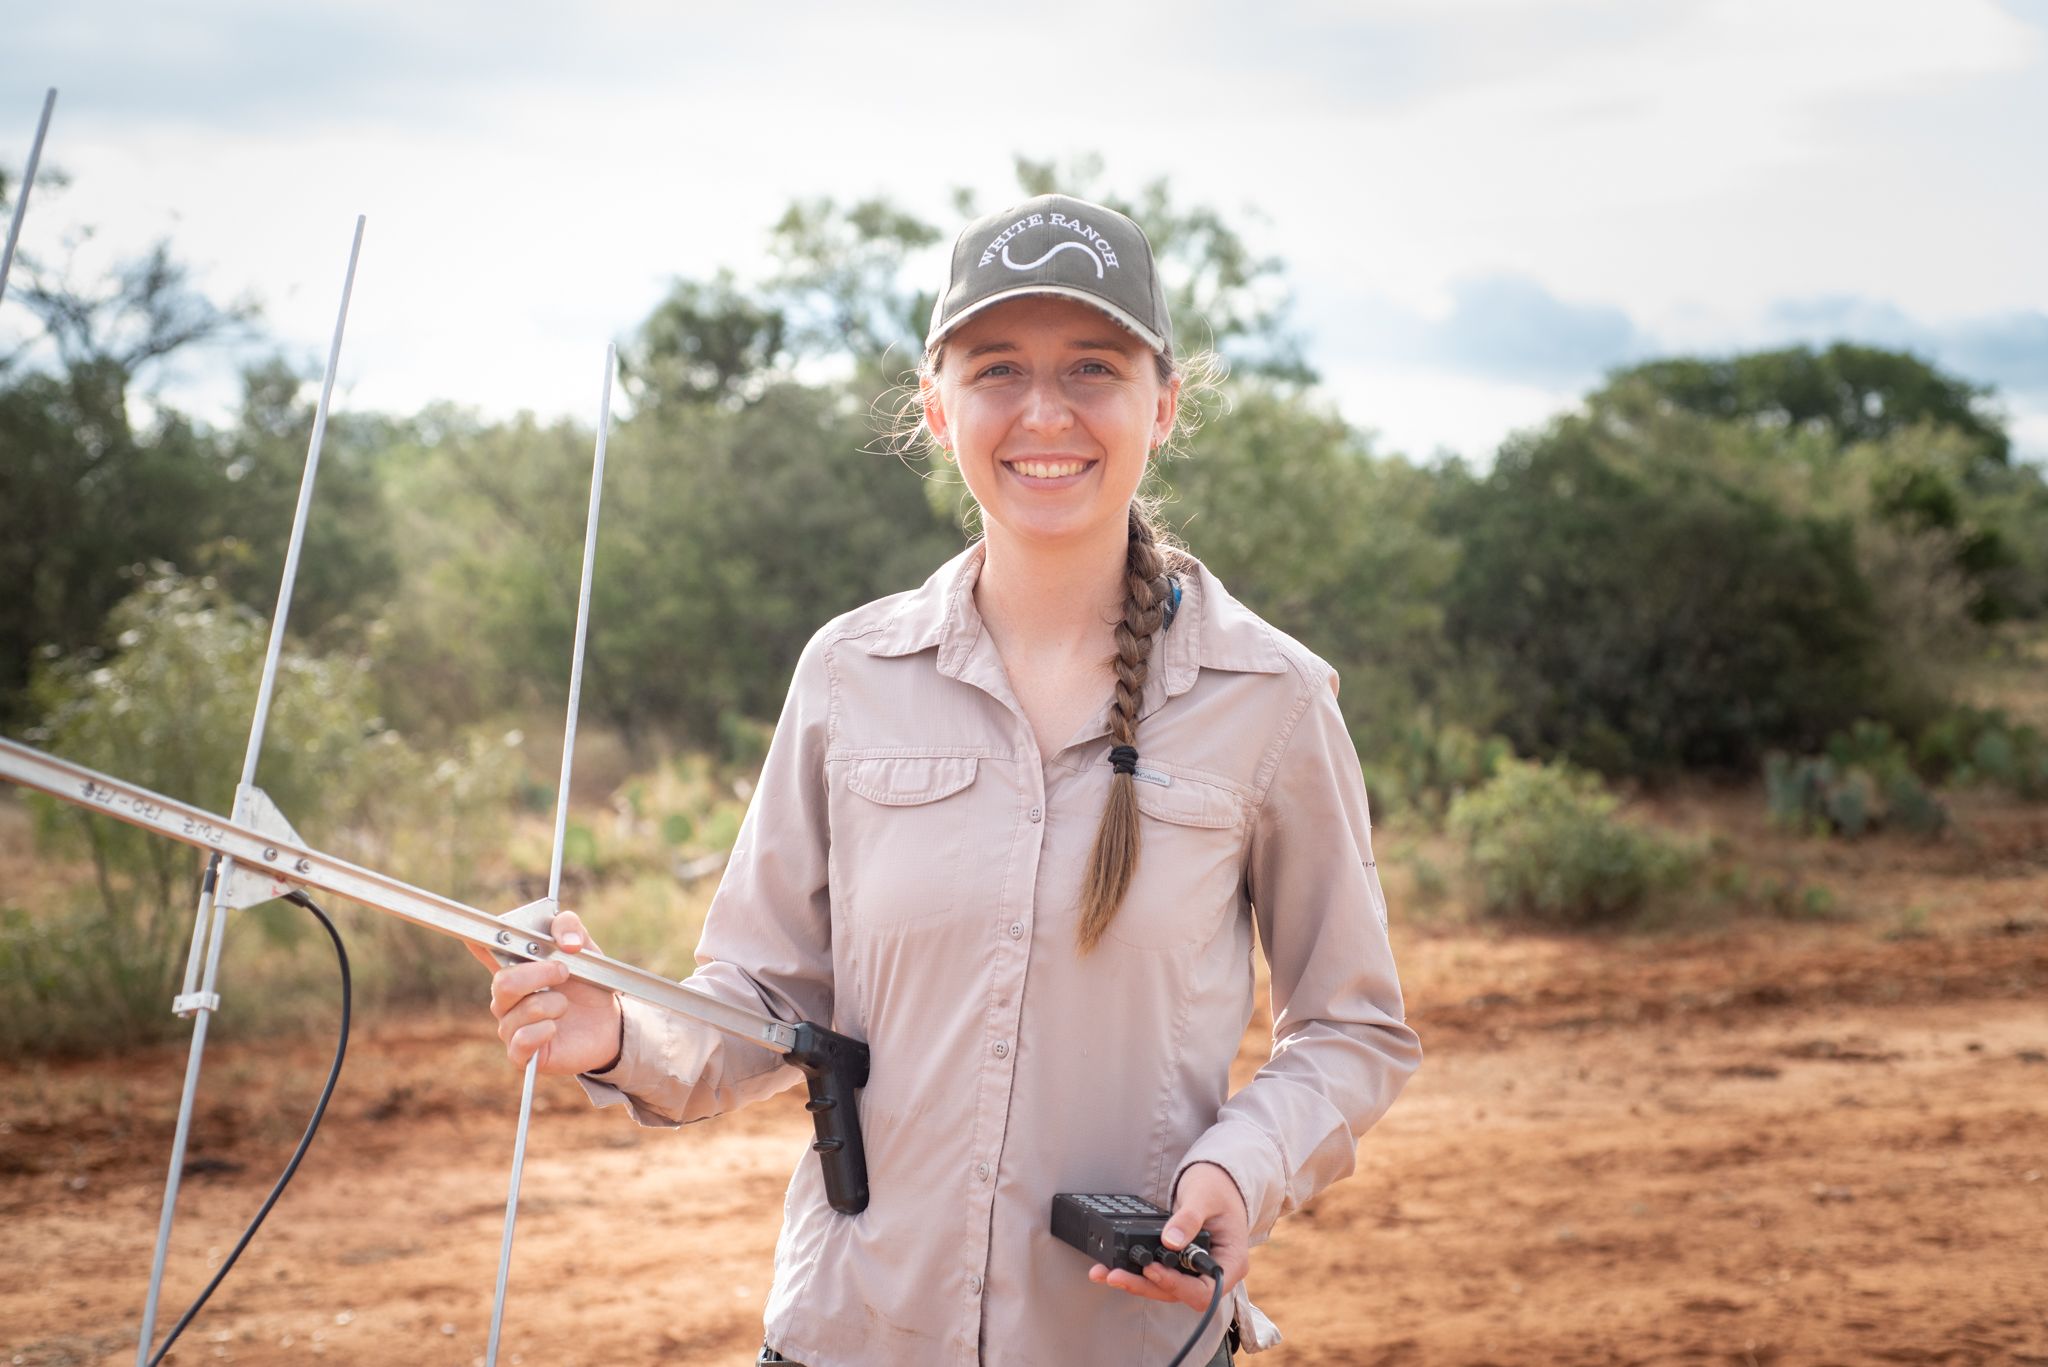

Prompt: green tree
xmin=1594 ymin=345 xmax=2044 ymax=622
xmin=0 ymin=374 xmax=227 ymax=722
xmin=372 ymin=410 xmax=602 ymax=734
xmin=196 ymin=358 xmax=402 ymax=642
xmin=1437 ymin=404 xmax=1890 ymax=778
xmin=765 ymin=196 xmax=941 ymax=373
xmin=624 ymin=269 xmax=789 ymax=411
xmin=1601 ymin=342 xmax=2010 ymax=466
xmin=1151 ymin=385 xmax=1461 ymax=760
xmin=0 ymin=231 xmax=254 ymax=722
xmin=378 ymin=386 xmax=959 ymax=748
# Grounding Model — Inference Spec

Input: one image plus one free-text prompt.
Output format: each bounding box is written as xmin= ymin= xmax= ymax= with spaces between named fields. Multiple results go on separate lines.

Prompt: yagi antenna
xmin=0 ymin=92 xmax=876 ymax=1358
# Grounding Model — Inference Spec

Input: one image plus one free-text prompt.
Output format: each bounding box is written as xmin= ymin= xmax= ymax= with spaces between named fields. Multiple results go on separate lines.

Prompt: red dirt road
xmin=4 ymin=815 xmax=2045 ymax=1365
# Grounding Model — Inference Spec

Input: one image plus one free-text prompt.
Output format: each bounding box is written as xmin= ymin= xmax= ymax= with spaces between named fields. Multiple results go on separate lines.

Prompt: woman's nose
xmin=1019 ymin=377 xmax=1074 ymax=433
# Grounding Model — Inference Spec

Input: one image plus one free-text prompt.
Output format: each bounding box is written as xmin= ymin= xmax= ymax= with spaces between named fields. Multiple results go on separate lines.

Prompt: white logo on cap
xmin=978 ymin=210 xmax=1123 ymax=274
xmin=1002 ymin=241 xmax=1103 ymax=278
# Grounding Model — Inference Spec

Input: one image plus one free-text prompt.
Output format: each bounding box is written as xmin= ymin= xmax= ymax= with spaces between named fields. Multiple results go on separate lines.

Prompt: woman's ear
xmin=1152 ymin=373 xmax=1182 ymax=453
xmin=921 ymin=373 xmax=953 ymax=456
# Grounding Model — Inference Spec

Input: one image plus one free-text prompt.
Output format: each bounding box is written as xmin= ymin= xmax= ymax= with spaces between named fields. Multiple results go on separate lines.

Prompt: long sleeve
xmin=1173 ymin=668 xmax=1422 ymax=1241
xmin=579 ymin=626 xmax=836 ymax=1126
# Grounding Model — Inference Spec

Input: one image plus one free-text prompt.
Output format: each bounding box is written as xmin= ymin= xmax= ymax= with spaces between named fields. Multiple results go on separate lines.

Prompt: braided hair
xmin=1076 ymin=501 xmax=1184 ymax=952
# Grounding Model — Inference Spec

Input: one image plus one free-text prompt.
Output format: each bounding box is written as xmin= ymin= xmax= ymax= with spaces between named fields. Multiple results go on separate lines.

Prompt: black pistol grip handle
xmin=787 ymin=1021 xmax=871 ymax=1215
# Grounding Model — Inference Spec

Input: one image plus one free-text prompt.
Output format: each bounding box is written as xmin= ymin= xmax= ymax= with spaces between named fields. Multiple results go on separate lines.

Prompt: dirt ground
xmin=3 ymin=792 xmax=2045 ymax=1366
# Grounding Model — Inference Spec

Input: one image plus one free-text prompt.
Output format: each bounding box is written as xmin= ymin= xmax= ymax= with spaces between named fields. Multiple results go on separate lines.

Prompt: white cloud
xmin=2 ymin=0 xmax=2042 ymax=465
xmin=1320 ymin=363 xmax=1583 ymax=466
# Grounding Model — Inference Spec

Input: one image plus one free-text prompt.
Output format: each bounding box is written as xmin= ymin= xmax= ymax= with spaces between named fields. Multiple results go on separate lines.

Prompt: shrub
xmin=1763 ymin=727 xmax=1948 ymax=840
xmin=5 ymin=573 xmax=518 ymax=1056
xmin=1367 ymin=713 xmax=1514 ymax=826
xmin=1436 ymin=409 xmax=1890 ymax=779
xmin=1913 ymin=704 xmax=2048 ymax=800
xmin=1446 ymin=759 xmax=1696 ymax=926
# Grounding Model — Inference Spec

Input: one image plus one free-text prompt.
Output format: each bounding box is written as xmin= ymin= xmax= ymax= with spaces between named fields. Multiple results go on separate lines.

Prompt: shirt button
xmin=1008 ymin=922 xmax=1024 ymax=940
xmin=976 ymin=1161 xmax=990 ymax=1181
xmin=968 ymin=1273 xmax=983 ymax=1294
xmin=1028 ymin=805 xmax=1042 ymax=822
xmin=993 ymin=1040 xmax=1010 ymax=1059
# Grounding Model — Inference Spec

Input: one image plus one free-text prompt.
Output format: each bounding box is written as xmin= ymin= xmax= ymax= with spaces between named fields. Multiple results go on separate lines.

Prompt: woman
xmin=478 ymin=194 xmax=1420 ymax=1366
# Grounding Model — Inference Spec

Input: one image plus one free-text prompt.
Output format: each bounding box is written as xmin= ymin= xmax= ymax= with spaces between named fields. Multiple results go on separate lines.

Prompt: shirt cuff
xmin=575 ymin=995 xmax=687 ymax=1129
xmin=1174 ymin=1120 xmax=1286 ymax=1245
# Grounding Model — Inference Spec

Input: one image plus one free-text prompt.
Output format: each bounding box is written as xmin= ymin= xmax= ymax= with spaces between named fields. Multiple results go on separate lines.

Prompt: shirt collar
xmin=861 ymin=540 xmax=1290 ymax=693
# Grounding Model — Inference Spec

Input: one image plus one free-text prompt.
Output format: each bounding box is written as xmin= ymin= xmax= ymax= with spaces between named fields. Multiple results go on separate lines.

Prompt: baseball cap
xmin=925 ymin=194 xmax=1173 ymax=356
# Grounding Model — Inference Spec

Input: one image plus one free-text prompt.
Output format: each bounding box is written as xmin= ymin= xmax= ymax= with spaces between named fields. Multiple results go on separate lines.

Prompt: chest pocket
xmin=1102 ymin=772 xmax=1249 ymax=950
xmin=830 ymin=753 xmax=984 ymax=927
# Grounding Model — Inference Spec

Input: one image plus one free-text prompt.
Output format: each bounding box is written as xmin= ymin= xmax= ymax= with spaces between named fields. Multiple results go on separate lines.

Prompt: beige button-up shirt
xmin=580 ymin=542 xmax=1419 ymax=1366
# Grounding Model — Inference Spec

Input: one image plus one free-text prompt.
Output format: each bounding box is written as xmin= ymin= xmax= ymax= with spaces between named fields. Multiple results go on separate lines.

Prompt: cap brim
xmin=926 ymin=284 xmax=1167 ymax=356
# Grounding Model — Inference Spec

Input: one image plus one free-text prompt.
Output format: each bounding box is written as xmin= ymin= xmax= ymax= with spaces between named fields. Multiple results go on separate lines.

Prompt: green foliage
xmin=0 ymin=345 xmax=399 ymax=725
xmin=195 ymin=359 xmax=401 ymax=640
xmin=380 ymin=384 xmax=961 ymax=747
xmin=1405 ymin=850 xmax=1451 ymax=910
xmin=0 ymin=371 xmax=230 ymax=724
xmin=1912 ymin=704 xmax=2048 ymax=799
xmin=625 ymin=270 xmax=790 ymax=410
xmin=1961 ymin=457 xmax=2048 ymax=620
xmin=1596 ymin=350 xmax=2048 ymax=623
xmin=1150 ymin=385 xmax=1464 ymax=761
xmin=1763 ymin=728 xmax=1949 ymax=840
xmin=0 ymin=227 xmax=266 ymax=722
xmin=717 ymin=711 xmax=775 ymax=772
xmin=1704 ymin=864 xmax=1841 ymax=921
xmin=765 ymin=196 xmax=942 ymax=370
xmin=1365 ymin=714 xmax=1514 ymax=827
xmin=1446 ymin=759 xmax=1697 ymax=925
xmin=4 ymin=573 xmax=518 ymax=1055
xmin=1438 ymin=403 xmax=1890 ymax=777
xmin=1603 ymin=342 xmax=2011 ymax=466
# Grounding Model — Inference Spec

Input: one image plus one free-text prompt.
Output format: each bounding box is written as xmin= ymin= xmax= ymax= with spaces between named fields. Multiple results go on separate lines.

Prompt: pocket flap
xmin=1134 ymin=773 xmax=1243 ymax=830
xmin=843 ymin=755 xmax=979 ymax=806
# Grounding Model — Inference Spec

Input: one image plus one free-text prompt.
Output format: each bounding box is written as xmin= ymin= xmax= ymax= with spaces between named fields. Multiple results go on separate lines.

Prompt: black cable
xmin=1163 ymin=1246 xmax=1227 ymax=1367
xmin=145 ymin=889 xmax=349 ymax=1367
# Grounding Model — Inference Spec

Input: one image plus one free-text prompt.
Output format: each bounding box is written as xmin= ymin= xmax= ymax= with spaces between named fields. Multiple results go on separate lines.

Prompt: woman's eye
xmin=1076 ymin=360 xmax=1114 ymax=376
xmin=977 ymin=363 xmax=1016 ymax=380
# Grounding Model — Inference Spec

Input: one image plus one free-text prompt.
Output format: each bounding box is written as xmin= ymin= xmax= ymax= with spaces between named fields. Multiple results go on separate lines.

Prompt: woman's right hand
xmin=466 ymin=909 xmax=624 ymax=1075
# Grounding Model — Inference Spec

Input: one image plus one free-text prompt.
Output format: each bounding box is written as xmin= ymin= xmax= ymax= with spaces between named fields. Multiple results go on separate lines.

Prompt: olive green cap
xmin=926 ymin=193 xmax=1172 ymax=355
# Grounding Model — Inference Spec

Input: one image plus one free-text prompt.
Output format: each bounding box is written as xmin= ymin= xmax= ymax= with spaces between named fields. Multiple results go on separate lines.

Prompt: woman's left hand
xmin=1088 ymin=1161 xmax=1249 ymax=1309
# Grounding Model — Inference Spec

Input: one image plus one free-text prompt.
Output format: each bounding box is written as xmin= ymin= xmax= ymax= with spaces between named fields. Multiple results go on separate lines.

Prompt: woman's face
xmin=924 ymin=295 xmax=1178 ymax=551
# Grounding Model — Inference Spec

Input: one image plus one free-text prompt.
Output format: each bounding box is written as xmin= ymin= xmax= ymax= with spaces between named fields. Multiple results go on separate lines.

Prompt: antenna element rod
xmin=0 ymin=87 xmax=56 ymax=304
xmin=486 ymin=342 xmax=618 ymax=1364
xmin=135 ymin=216 xmax=366 ymax=1367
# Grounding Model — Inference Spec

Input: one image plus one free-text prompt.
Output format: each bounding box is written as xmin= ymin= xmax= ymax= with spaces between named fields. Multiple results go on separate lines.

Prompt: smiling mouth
xmin=1005 ymin=459 xmax=1094 ymax=479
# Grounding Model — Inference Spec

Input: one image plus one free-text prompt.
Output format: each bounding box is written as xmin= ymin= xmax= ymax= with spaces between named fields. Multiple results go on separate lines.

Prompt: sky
xmin=4 ymin=0 xmax=2045 ymax=467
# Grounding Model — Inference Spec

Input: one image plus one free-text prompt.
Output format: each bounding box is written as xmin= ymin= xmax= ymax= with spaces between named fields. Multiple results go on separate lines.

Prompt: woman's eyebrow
xmin=960 ymin=337 xmax=1133 ymax=359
